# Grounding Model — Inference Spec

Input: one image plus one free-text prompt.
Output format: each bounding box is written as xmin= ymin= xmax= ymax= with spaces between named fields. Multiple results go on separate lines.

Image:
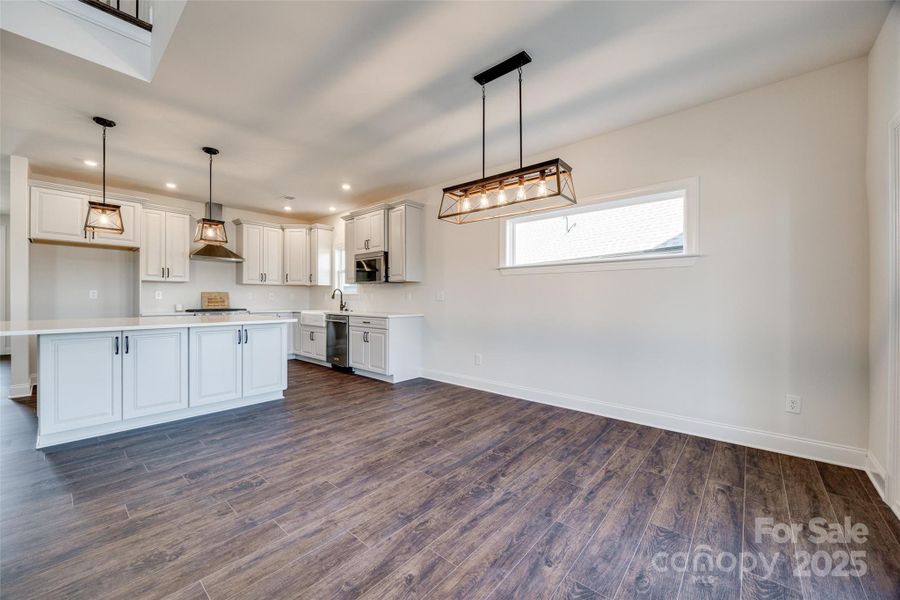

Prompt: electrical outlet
xmin=474 ymin=353 xmax=482 ymax=366
xmin=786 ymin=394 xmax=801 ymax=414
xmin=435 ymin=291 xmax=446 ymax=302
xmin=154 ymin=291 xmax=163 ymax=300
xmin=88 ymin=290 xmax=98 ymax=300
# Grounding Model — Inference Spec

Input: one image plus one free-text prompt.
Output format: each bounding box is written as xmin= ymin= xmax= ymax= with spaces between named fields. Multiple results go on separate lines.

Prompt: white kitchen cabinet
xmin=236 ymin=221 xmax=283 ymax=285
xmin=283 ymin=227 xmax=309 ymax=285
xmin=189 ymin=325 xmax=243 ymax=406
xmin=38 ymin=331 xmax=122 ymax=435
xmin=349 ymin=327 xmax=367 ymax=370
xmin=309 ymin=224 xmax=333 ymax=286
xmin=242 ymin=323 xmax=288 ymax=396
xmin=353 ymin=209 xmax=386 ymax=253
xmin=30 ymin=187 xmax=89 ymax=244
xmin=387 ymin=202 xmax=423 ymax=282
xmin=298 ymin=325 xmax=326 ymax=361
xmin=344 ymin=219 xmax=356 ymax=284
xmin=349 ymin=324 xmax=388 ymax=375
xmin=30 ymin=185 xmax=143 ymax=248
xmin=122 ymin=328 xmax=188 ymax=418
xmin=92 ymin=196 xmax=142 ymax=248
xmin=141 ymin=207 xmax=191 ymax=282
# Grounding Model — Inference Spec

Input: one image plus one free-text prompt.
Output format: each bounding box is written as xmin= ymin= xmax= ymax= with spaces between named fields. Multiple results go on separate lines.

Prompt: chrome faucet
xmin=331 ymin=288 xmax=347 ymax=312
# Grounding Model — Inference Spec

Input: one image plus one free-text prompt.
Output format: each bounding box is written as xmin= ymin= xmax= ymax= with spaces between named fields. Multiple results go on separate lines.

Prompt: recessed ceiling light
xmin=329 ymin=206 xmax=336 ymax=212
xmin=83 ymin=159 xmax=98 ymax=167
xmin=165 ymin=182 xmax=177 ymax=189
xmin=284 ymin=206 xmax=292 ymax=211
xmin=341 ymin=183 xmax=351 ymax=191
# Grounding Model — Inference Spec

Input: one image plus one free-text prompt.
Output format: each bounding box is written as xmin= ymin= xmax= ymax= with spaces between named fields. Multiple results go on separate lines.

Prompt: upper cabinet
xmin=283 ymin=226 xmax=309 ymax=285
xmin=344 ymin=219 xmax=356 ymax=284
xmin=235 ymin=221 xmax=283 ymax=285
xmin=282 ymin=224 xmax=333 ymax=286
xmin=353 ymin=208 xmax=386 ymax=253
xmin=30 ymin=184 xmax=142 ymax=249
xmin=387 ymin=202 xmax=423 ymax=282
xmin=141 ymin=207 xmax=191 ymax=282
xmin=345 ymin=200 xmax=423 ymax=283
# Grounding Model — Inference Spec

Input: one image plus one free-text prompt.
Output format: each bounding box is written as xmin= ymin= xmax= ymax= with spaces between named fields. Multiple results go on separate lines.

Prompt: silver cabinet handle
xmin=237 ymin=329 xmax=242 ymax=344
xmin=124 ymin=336 xmax=129 ymax=354
xmin=244 ymin=329 xmax=248 ymax=344
xmin=309 ymin=273 xmax=312 ymax=283
xmin=285 ymin=273 xmax=288 ymax=283
xmin=166 ymin=267 xmax=170 ymax=279
xmin=162 ymin=267 xmax=165 ymax=278
xmin=114 ymin=336 xmax=120 ymax=355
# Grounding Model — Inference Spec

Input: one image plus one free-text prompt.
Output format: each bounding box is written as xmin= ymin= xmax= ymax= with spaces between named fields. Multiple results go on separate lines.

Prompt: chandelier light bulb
xmin=480 ymin=190 xmax=489 ymax=207
xmin=462 ymin=193 xmax=470 ymax=212
xmin=497 ymin=185 xmax=507 ymax=204
xmin=517 ymin=177 xmax=526 ymax=200
xmin=538 ymin=174 xmax=547 ymax=197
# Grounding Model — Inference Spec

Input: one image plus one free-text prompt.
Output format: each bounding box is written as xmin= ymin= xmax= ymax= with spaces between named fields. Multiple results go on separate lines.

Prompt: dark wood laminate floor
xmin=1 ymin=357 xmax=898 ymax=600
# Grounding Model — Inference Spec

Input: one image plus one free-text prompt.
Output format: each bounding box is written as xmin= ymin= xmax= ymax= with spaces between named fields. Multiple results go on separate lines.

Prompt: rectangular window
xmin=502 ymin=178 xmax=698 ymax=271
xmin=334 ymin=245 xmax=357 ymax=294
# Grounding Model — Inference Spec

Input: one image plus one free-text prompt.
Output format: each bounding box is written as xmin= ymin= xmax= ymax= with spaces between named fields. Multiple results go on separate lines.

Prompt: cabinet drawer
xmin=349 ymin=316 xmax=387 ymax=330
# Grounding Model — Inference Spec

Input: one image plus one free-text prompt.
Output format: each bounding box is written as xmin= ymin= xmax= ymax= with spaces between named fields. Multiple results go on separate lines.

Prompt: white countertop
xmin=0 ymin=314 xmax=297 ymax=337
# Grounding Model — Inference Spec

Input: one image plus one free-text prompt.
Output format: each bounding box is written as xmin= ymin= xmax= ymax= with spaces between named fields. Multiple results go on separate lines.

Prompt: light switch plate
xmin=154 ymin=291 xmax=163 ymax=300
xmin=88 ymin=290 xmax=98 ymax=299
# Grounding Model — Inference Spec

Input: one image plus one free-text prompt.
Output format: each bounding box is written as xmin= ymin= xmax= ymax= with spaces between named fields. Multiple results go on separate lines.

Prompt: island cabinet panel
xmin=122 ymin=328 xmax=188 ymax=419
xmin=39 ymin=332 xmax=122 ymax=435
xmin=190 ymin=326 xmax=243 ymax=406
xmin=242 ymin=323 xmax=288 ymax=396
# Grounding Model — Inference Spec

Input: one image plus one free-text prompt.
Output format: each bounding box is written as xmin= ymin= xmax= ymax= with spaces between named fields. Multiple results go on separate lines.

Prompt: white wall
xmin=866 ymin=3 xmax=900 ymax=503
xmin=8 ymin=156 xmax=33 ymax=396
xmin=312 ymin=58 xmax=871 ymax=466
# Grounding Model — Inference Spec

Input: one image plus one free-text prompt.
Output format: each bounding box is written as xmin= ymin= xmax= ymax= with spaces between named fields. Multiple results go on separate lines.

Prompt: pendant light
xmin=193 ymin=146 xmax=228 ymax=245
xmin=439 ymin=51 xmax=576 ymax=224
xmin=84 ymin=117 xmax=124 ymax=235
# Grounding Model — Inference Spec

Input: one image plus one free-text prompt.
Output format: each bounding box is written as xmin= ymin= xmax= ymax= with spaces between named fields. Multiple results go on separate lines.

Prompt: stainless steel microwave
xmin=355 ymin=251 xmax=387 ymax=283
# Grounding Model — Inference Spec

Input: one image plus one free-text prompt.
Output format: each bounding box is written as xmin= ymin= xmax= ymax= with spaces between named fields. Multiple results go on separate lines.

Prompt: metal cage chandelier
xmin=193 ymin=146 xmax=228 ymax=246
xmin=84 ymin=116 xmax=124 ymax=235
xmin=439 ymin=51 xmax=575 ymax=224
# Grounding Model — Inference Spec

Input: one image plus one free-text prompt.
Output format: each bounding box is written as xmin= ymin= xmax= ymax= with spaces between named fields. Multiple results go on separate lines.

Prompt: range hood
xmin=190 ymin=203 xmax=244 ymax=262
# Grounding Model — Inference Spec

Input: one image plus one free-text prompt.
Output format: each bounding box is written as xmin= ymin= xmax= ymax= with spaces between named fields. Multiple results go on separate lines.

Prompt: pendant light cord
xmin=101 ymin=125 xmax=107 ymax=204
xmin=518 ymin=67 xmax=523 ymax=169
xmin=481 ymin=85 xmax=486 ymax=179
xmin=208 ymin=153 xmax=213 ymax=220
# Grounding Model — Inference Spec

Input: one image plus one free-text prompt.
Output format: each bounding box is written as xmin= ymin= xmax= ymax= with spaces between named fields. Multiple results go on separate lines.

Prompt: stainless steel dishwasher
xmin=326 ymin=313 xmax=351 ymax=370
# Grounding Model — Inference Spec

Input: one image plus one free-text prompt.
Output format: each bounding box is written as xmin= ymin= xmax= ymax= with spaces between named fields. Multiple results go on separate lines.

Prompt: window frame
xmin=498 ymin=177 xmax=700 ymax=274
xmin=334 ymin=243 xmax=358 ymax=295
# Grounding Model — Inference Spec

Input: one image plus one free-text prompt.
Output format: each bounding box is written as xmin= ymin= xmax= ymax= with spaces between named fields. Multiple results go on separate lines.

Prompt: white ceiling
xmin=0 ymin=1 xmax=891 ymax=219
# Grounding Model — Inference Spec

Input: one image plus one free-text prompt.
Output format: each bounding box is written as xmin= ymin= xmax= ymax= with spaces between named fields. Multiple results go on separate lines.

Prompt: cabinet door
xmin=299 ymin=325 xmax=316 ymax=358
xmin=368 ymin=210 xmax=386 ymax=252
xmin=122 ymin=328 xmax=188 ymax=418
xmin=310 ymin=228 xmax=333 ymax=286
xmin=263 ymin=227 xmax=283 ymax=285
xmin=189 ymin=326 xmax=243 ymax=406
xmin=366 ymin=329 xmax=389 ymax=374
xmin=292 ymin=319 xmax=304 ymax=355
xmin=240 ymin=224 xmax=264 ymax=284
xmin=283 ymin=228 xmax=310 ymax=285
xmin=30 ymin=187 xmax=89 ymax=243
xmin=93 ymin=198 xmax=141 ymax=248
xmin=349 ymin=327 xmax=368 ymax=369
xmin=344 ymin=220 xmax=356 ymax=284
xmin=140 ymin=208 xmax=166 ymax=281
xmin=38 ymin=332 xmax=122 ymax=435
xmin=354 ymin=214 xmax=370 ymax=253
xmin=242 ymin=323 xmax=288 ymax=396
xmin=313 ymin=327 xmax=327 ymax=360
xmin=165 ymin=212 xmax=191 ymax=282
xmin=388 ymin=207 xmax=405 ymax=281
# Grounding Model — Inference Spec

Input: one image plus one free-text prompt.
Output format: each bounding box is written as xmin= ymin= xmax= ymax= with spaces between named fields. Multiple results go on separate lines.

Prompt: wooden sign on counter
xmin=201 ymin=292 xmax=230 ymax=309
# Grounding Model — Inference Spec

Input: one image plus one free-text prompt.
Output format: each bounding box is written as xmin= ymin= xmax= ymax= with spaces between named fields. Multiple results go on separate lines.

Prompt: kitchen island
xmin=1 ymin=315 xmax=296 ymax=448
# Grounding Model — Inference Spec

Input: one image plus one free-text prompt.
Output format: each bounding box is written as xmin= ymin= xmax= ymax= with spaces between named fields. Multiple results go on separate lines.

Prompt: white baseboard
xmin=422 ymin=368 xmax=868 ymax=470
xmin=8 ymin=381 xmax=34 ymax=398
xmin=866 ymin=452 xmax=888 ymax=501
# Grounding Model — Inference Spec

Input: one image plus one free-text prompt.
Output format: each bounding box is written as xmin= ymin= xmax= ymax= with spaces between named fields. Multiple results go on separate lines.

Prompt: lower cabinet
xmin=189 ymin=325 xmax=244 ymax=406
xmin=298 ymin=325 xmax=326 ymax=361
xmin=123 ymin=328 xmax=189 ymax=418
xmin=38 ymin=332 xmax=123 ymax=435
xmin=242 ymin=323 xmax=288 ymax=396
xmin=35 ymin=322 xmax=291 ymax=447
xmin=349 ymin=325 xmax=388 ymax=374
